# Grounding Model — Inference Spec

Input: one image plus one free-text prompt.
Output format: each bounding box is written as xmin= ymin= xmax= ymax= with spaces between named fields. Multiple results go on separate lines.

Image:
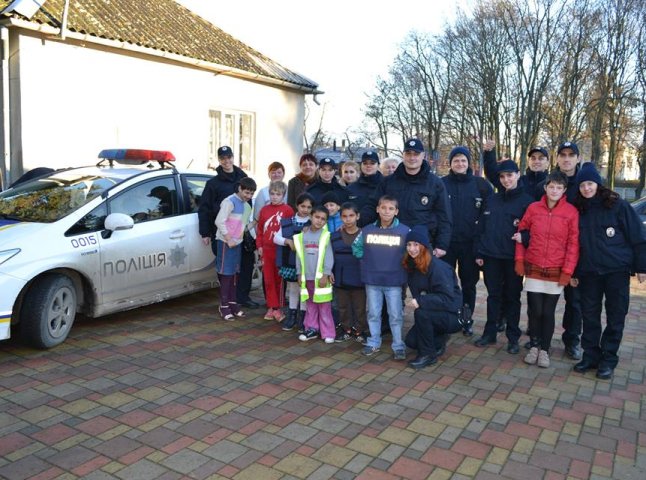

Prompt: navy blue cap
xmin=498 ymin=159 xmax=519 ymax=174
xmin=217 ymin=145 xmax=233 ymax=157
xmin=319 ymin=158 xmax=336 ymax=169
xmin=575 ymin=162 xmax=602 ymax=187
xmin=361 ymin=150 xmax=380 ymax=163
xmin=403 ymin=138 xmax=424 ymax=153
xmin=405 ymin=226 xmax=431 ymax=249
xmin=321 ymin=191 xmax=341 ymax=206
xmin=557 ymin=141 xmax=579 ymax=156
xmin=528 ymin=147 xmax=548 ymax=158
xmin=449 ymin=146 xmax=471 ymax=163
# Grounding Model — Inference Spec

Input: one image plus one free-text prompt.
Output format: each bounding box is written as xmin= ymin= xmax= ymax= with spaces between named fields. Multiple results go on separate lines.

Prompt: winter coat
xmin=476 ymin=186 xmax=534 ymax=260
xmin=306 ymin=177 xmax=350 ymax=206
xmin=441 ymin=168 xmax=492 ymax=243
xmin=515 ymin=195 xmax=580 ymax=276
xmin=406 ymin=257 xmax=463 ymax=312
xmin=347 ymin=172 xmax=383 ymax=211
xmin=198 ymin=165 xmax=247 ymax=238
xmin=359 ymin=161 xmax=452 ymax=251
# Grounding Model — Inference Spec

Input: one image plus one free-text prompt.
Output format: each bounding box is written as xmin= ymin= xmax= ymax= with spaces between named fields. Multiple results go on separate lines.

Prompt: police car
xmin=0 ymin=149 xmax=217 ymax=348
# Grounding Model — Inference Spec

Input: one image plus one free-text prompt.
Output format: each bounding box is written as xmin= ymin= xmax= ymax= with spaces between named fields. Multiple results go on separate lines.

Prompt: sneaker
xmin=362 ymin=345 xmax=380 ymax=356
xmin=264 ymin=309 xmax=276 ymax=320
xmin=524 ymin=347 xmax=539 ymax=365
xmin=335 ymin=331 xmax=352 ymax=343
xmin=537 ymin=350 xmax=550 ymax=368
xmin=324 ymin=337 xmax=335 ymax=344
xmin=393 ymin=350 xmax=406 ymax=360
xmin=272 ymin=309 xmax=286 ymax=322
xmin=355 ymin=332 xmax=369 ymax=345
xmin=298 ymin=329 xmax=318 ymax=341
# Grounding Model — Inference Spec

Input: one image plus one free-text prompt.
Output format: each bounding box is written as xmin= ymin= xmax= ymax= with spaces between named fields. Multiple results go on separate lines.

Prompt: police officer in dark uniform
xmin=306 ymin=157 xmax=350 ymax=206
xmin=359 ymin=138 xmax=452 ymax=257
xmin=572 ymin=162 xmax=646 ymax=379
xmin=474 ymin=160 xmax=534 ymax=353
xmin=347 ymin=150 xmax=384 ymax=211
xmin=198 ymin=146 xmax=260 ymax=308
xmin=441 ymin=146 xmax=492 ymax=335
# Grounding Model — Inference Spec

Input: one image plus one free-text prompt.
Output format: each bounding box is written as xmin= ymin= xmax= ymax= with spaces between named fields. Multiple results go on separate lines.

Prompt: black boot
xmin=282 ymin=309 xmax=297 ymax=331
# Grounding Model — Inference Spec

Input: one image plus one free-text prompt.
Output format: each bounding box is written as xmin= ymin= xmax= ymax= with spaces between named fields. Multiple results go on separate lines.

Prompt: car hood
xmin=0 ymin=220 xmax=48 ymax=249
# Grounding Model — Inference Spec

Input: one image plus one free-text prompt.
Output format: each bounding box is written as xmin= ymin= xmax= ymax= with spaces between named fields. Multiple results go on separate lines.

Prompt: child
xmin=214 ymin=177 xmax=257 ymax=320
xmin=331 ymin=203 xmax=367 ymax=342
xmin=322 ymin=191 xmax=342 ymax=232
xmin=352 ymin=195 xmax=409 ymax=359
xmin=340 ymin=160 xmax=360 ymax=186
xmin=256 ymin=181 xmax=294 ymax=322
xmin=274 ymin=192 xmax=313 ymax=331
xmin=513 ymin=171 xmax=579 ymax=368
xmin=294 ymin=205 xmax=336 ymax=343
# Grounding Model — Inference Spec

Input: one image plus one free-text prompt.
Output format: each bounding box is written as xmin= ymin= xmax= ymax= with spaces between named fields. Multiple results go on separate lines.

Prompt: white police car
xmin=0 ymin=149 xmax=217 ymax=348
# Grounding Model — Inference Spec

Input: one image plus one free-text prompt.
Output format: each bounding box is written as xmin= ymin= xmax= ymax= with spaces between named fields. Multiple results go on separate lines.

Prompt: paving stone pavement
xmin=0 ymin=279 xmax=644 ymax=479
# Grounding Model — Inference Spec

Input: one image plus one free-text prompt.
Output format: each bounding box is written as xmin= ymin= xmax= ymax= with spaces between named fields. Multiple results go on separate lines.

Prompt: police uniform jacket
xmin=483 ymin=149 xmax=547 ymax=198
xmin=198 ymin=165 xmax=247 ymax=238
xmin=360 ymin=161 xmax=452 ymax=251
xmin=347 ymin=172 xmax=383 ymax=211
xmin=306 ymin=177 xmax=350 ymax=206
xmin=442 ymin=168 xmax=492 ymax=243
xmin=576 ymin=196 xmax=646 ymax=276
xmin=331 ymin=230 xmax=363 ymax=288
xmin=535 ymin=165 xmax=580 ymax=202
xmin=476 ymin=187 xmax=534 ymax=260
xmin=407 ymin=257 xmax=463 ymax=313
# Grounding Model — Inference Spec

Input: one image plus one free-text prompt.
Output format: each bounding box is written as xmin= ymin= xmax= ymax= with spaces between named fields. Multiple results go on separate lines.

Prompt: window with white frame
xmin=209 ymin=110 xmax=255 ymax=171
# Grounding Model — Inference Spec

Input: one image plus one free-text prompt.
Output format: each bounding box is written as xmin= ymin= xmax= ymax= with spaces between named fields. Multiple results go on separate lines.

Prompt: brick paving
xmin=0 ymin=279 xmax=644 ymax=479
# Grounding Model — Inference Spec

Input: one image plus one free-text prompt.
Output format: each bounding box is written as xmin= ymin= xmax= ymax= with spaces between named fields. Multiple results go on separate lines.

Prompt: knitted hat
xmin=405 ymin=226 xmax=431 ymax=249
xmin=321 ymin=191 xmax=341 ymax=207
xmin=576 ymin=162 xmax=602 ymax=187
xmin=449 ymin=146 xmax=471 ymax=164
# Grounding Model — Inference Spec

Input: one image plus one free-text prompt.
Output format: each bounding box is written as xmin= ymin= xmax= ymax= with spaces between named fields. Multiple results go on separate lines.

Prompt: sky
xmin=178 ymin=0 xmax=468 ymax=140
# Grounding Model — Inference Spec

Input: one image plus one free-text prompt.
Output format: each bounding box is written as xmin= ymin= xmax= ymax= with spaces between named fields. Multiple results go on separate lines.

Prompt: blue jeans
xmin=366 ymin=285 xmax=404 ymax=351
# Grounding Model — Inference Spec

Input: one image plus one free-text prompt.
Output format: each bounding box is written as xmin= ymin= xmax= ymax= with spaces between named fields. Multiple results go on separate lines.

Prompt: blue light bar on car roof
xmin=98 ymin=149 xmax=176 ymax=163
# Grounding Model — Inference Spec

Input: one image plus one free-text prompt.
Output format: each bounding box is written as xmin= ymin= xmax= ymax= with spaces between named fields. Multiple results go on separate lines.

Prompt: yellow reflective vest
xmin=294 ymin=228 xmax=333 ymax=303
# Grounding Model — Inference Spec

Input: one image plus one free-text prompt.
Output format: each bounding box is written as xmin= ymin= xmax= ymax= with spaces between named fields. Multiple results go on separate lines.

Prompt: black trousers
xmin=561 ymin=284 xmax=582 ymax=347
xmin=579 ymin=271 xmax=630 ymax=369
xmin=405 ymin=308 xmax=461 ymax=357
xmin=481 ymin=257 xmax=523 ymax=343
xmin=335 ymin=287 xmax=367 ymax=334
xmin=441 ymin=240 xmax=480 ymax=310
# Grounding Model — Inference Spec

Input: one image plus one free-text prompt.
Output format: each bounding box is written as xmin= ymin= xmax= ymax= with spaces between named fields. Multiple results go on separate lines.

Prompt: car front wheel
xmin=20 ymin=274 xmax=77 ymax=349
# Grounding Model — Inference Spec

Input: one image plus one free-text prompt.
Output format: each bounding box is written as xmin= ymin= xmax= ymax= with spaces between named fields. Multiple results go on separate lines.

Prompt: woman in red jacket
xmin=513 ymin=171 xmax=579 ymax=368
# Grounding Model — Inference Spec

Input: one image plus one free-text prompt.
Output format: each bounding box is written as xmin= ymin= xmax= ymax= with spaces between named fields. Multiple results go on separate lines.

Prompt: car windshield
xmin=0 ymin=170 xmax=121 ymax=222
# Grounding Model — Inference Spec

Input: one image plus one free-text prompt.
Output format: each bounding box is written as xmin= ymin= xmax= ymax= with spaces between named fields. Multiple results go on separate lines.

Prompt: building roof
xmin=0 ymin=0 xmax=319 ymax=92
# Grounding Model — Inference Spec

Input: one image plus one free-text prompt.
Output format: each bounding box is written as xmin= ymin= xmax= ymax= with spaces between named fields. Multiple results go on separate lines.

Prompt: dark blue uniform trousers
xmin=561 ymin=284 xmax=582 ymax=348
xmin=442 ymin=241 xmax=480 ymax=310
xmin=481 ymin=257 xmax=523 ymax=343
xmin=578 ymin=271 xmax=630 ymax=369
xmin=405 ymin=308 xmax=461 ymax=357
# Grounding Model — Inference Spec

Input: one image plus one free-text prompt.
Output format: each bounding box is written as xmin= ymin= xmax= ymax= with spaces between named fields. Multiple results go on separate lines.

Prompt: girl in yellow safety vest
xmin=294 ymin=205 xmax=336 ymax=343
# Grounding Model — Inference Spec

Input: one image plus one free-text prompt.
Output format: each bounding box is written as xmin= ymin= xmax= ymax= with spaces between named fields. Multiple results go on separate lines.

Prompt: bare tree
xmin=303 ymin=101 xmax=330 ymax=153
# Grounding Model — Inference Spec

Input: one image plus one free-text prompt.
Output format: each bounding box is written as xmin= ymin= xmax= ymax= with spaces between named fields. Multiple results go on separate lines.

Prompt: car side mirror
xmin=102 ymin=213 xmax=134 ymax=239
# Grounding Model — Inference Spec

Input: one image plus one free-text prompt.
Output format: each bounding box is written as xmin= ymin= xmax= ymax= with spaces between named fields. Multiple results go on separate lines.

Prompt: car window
xmin=633 ymin=198 xmax=646 ymax=215
xmin=109 ymin=177 xmax=179 ymax=223
xmin=66 ymin=203 xmax=108 ymax=236
xmin=183 ymin=175 xmax=211 ymax=212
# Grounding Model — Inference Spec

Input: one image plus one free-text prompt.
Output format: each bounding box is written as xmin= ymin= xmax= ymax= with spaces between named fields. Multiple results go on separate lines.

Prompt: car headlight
xmin=0 ymin=249 xmax=20 ymax=265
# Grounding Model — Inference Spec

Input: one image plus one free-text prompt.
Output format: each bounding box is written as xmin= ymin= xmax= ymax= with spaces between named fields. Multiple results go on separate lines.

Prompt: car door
xmin=98 ymin=176 xmax=190 ymax=307
xmin=181 ymin=174 xmax=217 ymax=278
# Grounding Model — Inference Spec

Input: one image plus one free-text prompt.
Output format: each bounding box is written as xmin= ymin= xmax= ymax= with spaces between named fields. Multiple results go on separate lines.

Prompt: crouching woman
xmin=403 ymin=226 xmax=471 ymax=369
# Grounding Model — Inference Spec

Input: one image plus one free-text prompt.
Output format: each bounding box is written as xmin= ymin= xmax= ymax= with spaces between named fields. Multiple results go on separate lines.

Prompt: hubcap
xmin=47 ymin=287 xmax=75 ymax=339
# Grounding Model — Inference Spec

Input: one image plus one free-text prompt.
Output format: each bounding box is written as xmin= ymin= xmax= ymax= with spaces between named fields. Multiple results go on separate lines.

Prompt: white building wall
xmin=11 ymin=32 xmax=305 ymax=185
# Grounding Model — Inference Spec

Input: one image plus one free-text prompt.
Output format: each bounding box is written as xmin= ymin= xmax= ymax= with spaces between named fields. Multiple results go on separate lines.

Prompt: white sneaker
xmin=524 ymin=347 xmax=539 ymax=365
xmin=537 ymin=350 xmax=550 ymax=368
xmin=324 ymin=338 xmax=334 ymax=344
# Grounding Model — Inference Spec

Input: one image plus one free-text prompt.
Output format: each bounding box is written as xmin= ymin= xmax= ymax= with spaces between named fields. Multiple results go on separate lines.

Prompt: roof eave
xmin=0 ymin=17 xmax=323 ymax=95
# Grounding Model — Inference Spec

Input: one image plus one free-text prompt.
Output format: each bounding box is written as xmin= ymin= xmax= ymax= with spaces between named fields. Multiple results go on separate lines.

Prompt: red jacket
xmin=256 ymin=203 xmax=294 ymax=249
xmin=515 ymin=195 xmax=579 ymax=275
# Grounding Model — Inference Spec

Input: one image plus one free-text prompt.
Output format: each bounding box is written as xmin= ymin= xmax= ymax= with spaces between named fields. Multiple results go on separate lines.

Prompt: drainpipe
xmin=0 ymin=26 xmax=9 ymax=188
xmin=60 ymin=0 xmax=69 ymax=40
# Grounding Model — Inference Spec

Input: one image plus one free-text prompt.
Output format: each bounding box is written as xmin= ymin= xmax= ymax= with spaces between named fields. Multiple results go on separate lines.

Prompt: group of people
xmin=198 ymin=138 xmax=646 ymax=378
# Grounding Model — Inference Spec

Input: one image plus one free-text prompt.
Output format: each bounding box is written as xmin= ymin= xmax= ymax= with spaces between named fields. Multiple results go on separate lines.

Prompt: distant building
xmin=0 ymin=0 xmax=319 ymax=185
